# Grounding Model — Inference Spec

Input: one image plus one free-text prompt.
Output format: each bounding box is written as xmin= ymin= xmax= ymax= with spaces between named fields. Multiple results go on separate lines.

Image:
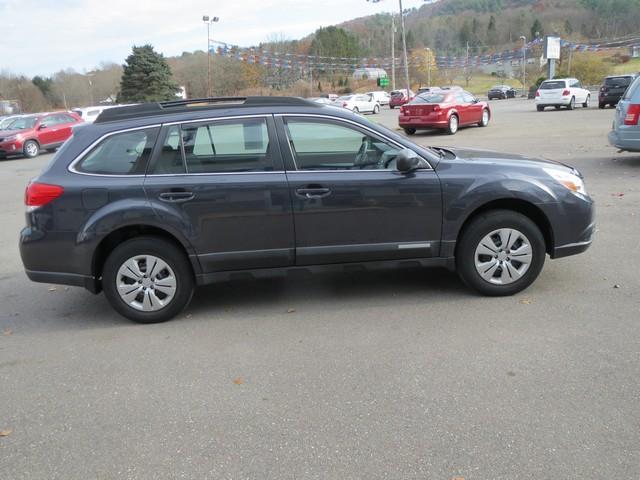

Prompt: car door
xmin=462 ymin=91 xmax=483 ymax=123
xmin=52 ymin=113 xmax=79 ymax=143
xmin=570 ymin=80 xmax=586 ymax=103
xmin=455 ymin=93 xmax=473 ymax=124
xmin=143 ymin=115 xmax=295 ymax=273
xmin=275 ymin=115 xmax=442 ymax=265
xmin=36 ymin=115 xmax=62 ymax=147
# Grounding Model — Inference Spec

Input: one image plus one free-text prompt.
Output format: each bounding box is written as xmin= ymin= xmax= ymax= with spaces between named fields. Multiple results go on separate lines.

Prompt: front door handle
xmin=295 ymin=187 xmax=331 ymax=199
xmin=159 ymin=191 xmax=194 ymax=203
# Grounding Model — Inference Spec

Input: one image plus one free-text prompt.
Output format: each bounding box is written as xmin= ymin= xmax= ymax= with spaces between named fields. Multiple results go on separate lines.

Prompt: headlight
xmin=3 ymin=135 xmax=18 ymax=142
xmin=544 ymin=167 xmax=587 ymax=196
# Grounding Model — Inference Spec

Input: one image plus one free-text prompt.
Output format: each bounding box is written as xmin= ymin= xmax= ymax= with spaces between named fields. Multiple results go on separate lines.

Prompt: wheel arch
xmin=455 ymin=198 xmax=555 ymax=257
xmin=91 ymin=225 xmax=198 ymax=290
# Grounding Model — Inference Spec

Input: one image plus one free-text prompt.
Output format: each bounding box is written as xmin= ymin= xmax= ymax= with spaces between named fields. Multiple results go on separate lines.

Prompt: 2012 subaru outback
xmin=20 ymin=97 xmax=595 ymax=323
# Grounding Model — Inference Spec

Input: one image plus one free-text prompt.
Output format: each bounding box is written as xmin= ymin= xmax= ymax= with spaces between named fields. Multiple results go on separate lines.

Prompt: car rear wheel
xmin=23 ymin=140 xmax=39 ymax=158
xmin=403 ymin=128 xmax=416 ymax=135
xmin=389 ymin=105 xmax=395 ymax=109
xmin=102 ymin=236 xmax=194 ymax=323
xmin=536 ymin=106 xmax=544 ymax=112
xmin=567 ymin=97 xmax=575 ymax=110
xmin=456 ymin=210 xmax=545 ymax=296
xmin=598 ymin=102 xmax=605 ymax=109
xmin=446 ymin=114 xmax=459 ymax=135
xmin=479 ymin=109 xmax=490 ymax=127
xmin=353 ymin=107 xmax=359 ymax=113
xmin=583 ymin=95 xmax=590 ymax=108
xmin=373 ymin=104 xmax=380 ymax=114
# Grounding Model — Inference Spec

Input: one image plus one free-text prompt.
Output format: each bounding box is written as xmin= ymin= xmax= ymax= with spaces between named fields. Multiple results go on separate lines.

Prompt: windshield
xmin=605 ymin=76 xmax=632 ymax=87
xmin=391 ymin=91 xmax=405 ymax=97
xmin=412 ymin=93 xmax=446 ymax=104
xmin=336 ymin=96 xmax=352 ymax=101
xmin=5 ymin=117 xmax=37 ymax=130
xmin=540 ymin=81 xmax=566 ymax=90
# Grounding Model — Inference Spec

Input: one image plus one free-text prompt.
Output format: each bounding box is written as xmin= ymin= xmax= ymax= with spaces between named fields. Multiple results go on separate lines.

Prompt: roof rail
xmin=94 ymin=96 xmax=317 ymax=123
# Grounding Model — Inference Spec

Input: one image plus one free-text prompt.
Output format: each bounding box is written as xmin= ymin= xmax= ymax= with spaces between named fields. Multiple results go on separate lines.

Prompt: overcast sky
xmin=0 ymin=0 xmax=428 ymax=77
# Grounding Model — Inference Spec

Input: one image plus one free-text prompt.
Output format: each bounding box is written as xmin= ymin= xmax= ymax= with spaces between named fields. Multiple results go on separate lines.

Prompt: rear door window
xmin=180 ymin=117 xmax=273 ymax=173
xmin=76 ymin=127 xmax=159 ymax=175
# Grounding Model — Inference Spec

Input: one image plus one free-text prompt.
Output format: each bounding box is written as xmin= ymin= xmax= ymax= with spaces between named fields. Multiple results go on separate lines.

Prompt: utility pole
xmin=465 ymin=41 xmax=470 ymax=87
xmin=399 ymin=0 xmax=410 ymax=96
xmin=426 ymin=47 xmax=431 ymax=88
xmin=520 ymin=35 xmax=527 ymax=97
xmin=391 ymin=13 xmax=396 ymax=90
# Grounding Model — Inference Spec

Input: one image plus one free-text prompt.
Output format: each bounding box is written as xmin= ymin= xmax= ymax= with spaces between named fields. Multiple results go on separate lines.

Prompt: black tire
xmin=582 ymin=95 xmax=590 ymax=108
xmin=389 ymin=105 xmax=395 ymax=109
xmin=404 ymin=128 xmax=416 ymax=135
xmin=536 ymin=105 xmax=544 ymax=112
xmin=23 ymin=140 xmax=40 ymax=158
xmin=446 ymin=114 xmax=459 ymax=135
xmin=102 ymin=236 xmax=194 ymax=323
xmin=567 ymin=97 xmax=575 ymax=110
xmin=353 ymin=107 xmax=359 ymax=113
xmin=455 ymin=210 xmax=546 ymax=296
xmin=598 ymin=102 xmax=605 ymax=109
xmin=373 ymin=104 xmax=380 ymax=114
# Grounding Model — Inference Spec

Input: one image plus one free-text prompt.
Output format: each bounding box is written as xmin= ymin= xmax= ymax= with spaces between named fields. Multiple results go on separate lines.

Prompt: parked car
xmin=487 ymin=85 xmax=517 ymax=100
xmin=72 ymin=105 xmax=117 ymax=123
xmin=535 ymin=78 xmax=591 ymax=111
xmin=608 ymin=74 xmax=640 ymax=152
xmin=367 ymin=91 xmax=391 ymax=105
xmin=20 ymin=96 xmax=594 ymax=323
xmin=389 ymin=89 xmax=414 ymax=109
xmin=0 ymin=111 xmax=82 ymax=159
xmin=308 ymin=97 xmax=334 ymax=105
xmin=332 ymin=94 xmax=380 ymax=114
xmin=598 ymin=74 xmax=637 ymax=109
xmin=399 ymin=90 xmax=491 ymax=135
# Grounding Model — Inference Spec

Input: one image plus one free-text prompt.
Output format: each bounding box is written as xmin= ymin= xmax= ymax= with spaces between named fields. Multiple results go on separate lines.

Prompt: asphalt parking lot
xmin=1 ymin=99 xmax=639 ymax=479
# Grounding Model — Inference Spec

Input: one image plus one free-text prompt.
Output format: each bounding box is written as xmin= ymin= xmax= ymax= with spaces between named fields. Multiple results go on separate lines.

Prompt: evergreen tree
xmin=531 ymin=19 xmax=544 ymax=40
xmin=119 ymin=45 xmax=179 ymax=103
xmin=487 ymin=15 xmax=497 ymax=45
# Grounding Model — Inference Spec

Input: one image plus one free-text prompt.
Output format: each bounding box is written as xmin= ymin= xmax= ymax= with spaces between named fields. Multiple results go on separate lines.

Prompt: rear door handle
xmin=295 ymin=187 xmax=331 ymax=199
xmin=159 ymin=191 xmax=194 ymax=203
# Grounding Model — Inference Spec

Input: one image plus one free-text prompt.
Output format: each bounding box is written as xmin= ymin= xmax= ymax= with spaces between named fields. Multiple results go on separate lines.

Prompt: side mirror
xmin=472 ymin=97 xmax=479 ymax=104
xmin=396 ymin=149 xmax=424 ymax=173
xmin=38 ymin=124 xmax=48 ymax=130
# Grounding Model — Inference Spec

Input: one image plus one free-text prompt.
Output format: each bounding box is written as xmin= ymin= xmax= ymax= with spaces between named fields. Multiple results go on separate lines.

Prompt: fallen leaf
xmin=287 ymin=308 xmax=296 ymax=314
xmin=612 ymin=193 xmax=625 ymax=197
xmin=0 ymin=429 xmax=12 ymax=437
xmin=233 ymin=377 xmax=243 ymax=385
xmin=613 ymin=284 xmax=621 ymax=289
xmin=452 ymin=477 xmax=465 ymax=480
xmin=48 ymin=287 xmax=57 ymax=292
xmin=3 ymin=329 xmax=12 ymax=336
xmin=519 ymin=298 xmax=532 ymax=305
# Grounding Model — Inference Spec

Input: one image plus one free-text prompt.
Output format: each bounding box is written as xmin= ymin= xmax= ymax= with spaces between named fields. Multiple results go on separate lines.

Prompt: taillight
xmin=600 ymin=86 xmax=606 ymax=92
xmin=535 ymin=91 xmax=540 ymax=97
xmin=624 ymin=104 xmax=640 ymax=125
xmin=562 ymin=89 xmax=571 ymax=96
xmin=25 ymin=182 xmax=64 ymax=208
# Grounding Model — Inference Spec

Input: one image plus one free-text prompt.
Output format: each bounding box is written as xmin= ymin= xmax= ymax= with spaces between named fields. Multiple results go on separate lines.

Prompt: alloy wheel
xmin=116 ymin=255 xmax=177 ymax=311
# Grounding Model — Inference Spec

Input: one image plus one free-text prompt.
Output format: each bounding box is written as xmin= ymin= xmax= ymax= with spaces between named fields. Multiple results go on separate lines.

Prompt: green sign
xmin=378 ymin=77 xmax=389 ymax=87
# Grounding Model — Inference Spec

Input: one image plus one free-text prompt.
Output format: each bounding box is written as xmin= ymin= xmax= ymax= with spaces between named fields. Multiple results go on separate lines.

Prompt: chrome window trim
xmin=163 ymin=113 xmax=271 ymax=127
xmin=276 ymin=113 xmax=434 ymax=171
xmin=67 ymin=124 xmax=162 ymax=177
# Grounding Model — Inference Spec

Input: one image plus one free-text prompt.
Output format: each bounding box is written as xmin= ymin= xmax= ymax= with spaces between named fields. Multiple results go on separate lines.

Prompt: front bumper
xmin=0 ymin=139 xmax=22 ymax=156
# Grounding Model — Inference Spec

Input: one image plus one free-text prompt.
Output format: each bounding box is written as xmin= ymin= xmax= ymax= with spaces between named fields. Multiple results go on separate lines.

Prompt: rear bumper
xmin=608 ymin=129 xmax=640 ymax=152
xmin=599 ymin=94 xmax=622 ymax=103
xmin=24 ymin=269 xmax=100 ymax=293
xmin=535 ymin=97 xmax=572 ymax=106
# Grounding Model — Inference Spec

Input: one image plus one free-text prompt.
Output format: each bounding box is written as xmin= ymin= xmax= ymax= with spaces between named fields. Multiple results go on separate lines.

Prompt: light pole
xmin=425 ymin=47 xmax=431 ymax=88
xmin=391 ymin=13 xmax=396 ymax=90
xmin=203 ymin=15 xmax=219 ymax=97
xmin=519 ymin=35 xmax=526 ymax=97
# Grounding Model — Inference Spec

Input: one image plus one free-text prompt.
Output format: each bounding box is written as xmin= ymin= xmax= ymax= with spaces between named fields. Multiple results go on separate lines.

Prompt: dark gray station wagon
xmin=20 ymin=97 xmax=595 ymax=322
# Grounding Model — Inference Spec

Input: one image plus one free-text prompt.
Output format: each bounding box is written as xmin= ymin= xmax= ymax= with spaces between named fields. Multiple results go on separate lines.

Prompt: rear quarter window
xmin=622 ymin=76 xmax=640 ymax=100
xmin=75 ymin=127 xmax=159 ymax=175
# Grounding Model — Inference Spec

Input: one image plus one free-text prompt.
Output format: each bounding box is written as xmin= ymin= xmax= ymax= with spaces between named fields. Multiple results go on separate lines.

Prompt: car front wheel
xmin=583 ymin=95 xmax=590 ymax=108
xmin=479 ymin=108 xmax=490 ymax=127
xmin=456 ymin=210 xmax=545 ymax=296
xmin=23 ymin=140 xmax=40 ymax=158
xmin=102 ymin=236 xmax=194 ymax=323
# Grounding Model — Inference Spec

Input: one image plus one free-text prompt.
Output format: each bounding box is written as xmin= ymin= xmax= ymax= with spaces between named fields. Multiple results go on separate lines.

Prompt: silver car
xmin=609 ymin=74 xmax=640 ymax=152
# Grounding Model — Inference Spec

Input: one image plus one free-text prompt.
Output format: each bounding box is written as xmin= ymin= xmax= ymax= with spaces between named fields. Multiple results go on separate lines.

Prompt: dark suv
xmin=599 ymin=74 xmax=637 ymax=109
xmin=20 ymin=97 xmax=595 ymax=323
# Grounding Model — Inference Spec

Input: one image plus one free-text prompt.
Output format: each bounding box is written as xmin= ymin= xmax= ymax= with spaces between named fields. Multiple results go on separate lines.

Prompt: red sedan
xmin=0 ymin=111 xmax=82 ymax=159
xmin=399 ymin=90 xmax=490 ymax=135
